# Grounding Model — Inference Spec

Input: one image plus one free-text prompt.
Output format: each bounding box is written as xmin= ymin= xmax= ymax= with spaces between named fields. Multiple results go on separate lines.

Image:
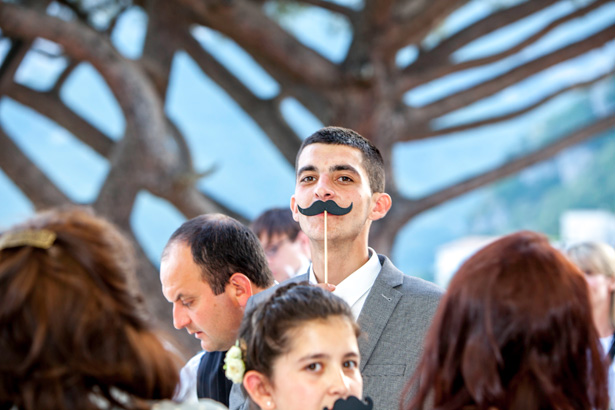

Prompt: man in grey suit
xmin=230 ymin=126 xmax=443 ymax=410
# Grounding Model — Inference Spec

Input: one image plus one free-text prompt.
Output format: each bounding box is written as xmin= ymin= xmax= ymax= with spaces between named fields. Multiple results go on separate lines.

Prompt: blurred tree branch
xmin=1 ymin=0 xmax=613 ymax=355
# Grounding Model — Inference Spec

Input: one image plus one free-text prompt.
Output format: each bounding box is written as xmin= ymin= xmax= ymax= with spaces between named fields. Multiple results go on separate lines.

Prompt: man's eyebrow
xmin=331 ymin=164 xmax=359 ymax=175
xmin=174 ymin=293 xmax=185 ymax=303
xmin=297 ymin=165 xmax=317 ymax=176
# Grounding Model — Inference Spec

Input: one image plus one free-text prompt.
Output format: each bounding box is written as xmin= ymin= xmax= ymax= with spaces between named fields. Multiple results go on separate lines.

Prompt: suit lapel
xmin=357 ymin=255 xmax=403 ymax=372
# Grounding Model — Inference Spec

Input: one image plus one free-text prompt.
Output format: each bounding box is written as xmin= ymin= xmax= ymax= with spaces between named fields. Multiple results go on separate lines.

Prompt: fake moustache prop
xmin=327 ymin=396 xmax=373 ymax=410
xmin=297 ymin=200 xmax=353 ymax=216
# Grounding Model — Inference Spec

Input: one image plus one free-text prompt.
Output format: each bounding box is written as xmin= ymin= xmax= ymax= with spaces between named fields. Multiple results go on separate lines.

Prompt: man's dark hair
xmin=163 ymin=214 xmax=274 ymax=295
xmin=296 ymin=126 xmax=386 ymax=193
xmin=251 ymin=208 xmax=300 ymax=243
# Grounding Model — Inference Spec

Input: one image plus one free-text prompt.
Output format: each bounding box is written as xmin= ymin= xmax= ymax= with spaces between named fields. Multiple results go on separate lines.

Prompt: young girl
xmin=227 ymin=283 xmax=366 ymax=410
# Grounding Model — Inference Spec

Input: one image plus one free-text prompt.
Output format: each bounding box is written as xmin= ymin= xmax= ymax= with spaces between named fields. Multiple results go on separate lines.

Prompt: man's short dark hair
xmin=251 ymin=208 xmax=300 ymax=243
xmin=162 ymin=214 xmax=274 ymax=295
xmin=296 ymin=126 xmax=385 ymax=193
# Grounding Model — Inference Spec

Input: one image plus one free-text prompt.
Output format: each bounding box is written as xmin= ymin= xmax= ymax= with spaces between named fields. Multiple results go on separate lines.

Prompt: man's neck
xmin=310 ymin=239 xmax=370 ymax=285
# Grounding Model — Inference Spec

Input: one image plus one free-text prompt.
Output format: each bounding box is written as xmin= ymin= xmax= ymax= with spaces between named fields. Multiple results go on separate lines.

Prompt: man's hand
xmin=315 ymin=283 xmax=336 ymax=292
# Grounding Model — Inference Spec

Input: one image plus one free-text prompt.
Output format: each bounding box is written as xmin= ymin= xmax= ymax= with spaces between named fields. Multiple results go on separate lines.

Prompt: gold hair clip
xmin=0 ymin=229 xmax=57 ymax=251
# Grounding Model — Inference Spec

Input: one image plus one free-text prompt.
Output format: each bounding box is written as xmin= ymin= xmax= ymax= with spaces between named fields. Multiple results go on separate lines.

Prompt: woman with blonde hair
xmin=0 ymin=207 xmax=225 ymax=410
xmin=566 ymin=241 xmax=615 ymax=407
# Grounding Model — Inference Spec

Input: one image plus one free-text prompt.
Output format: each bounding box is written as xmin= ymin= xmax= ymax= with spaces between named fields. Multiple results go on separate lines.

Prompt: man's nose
xmin=328 ymin=367 xmax=351 ymax=398
xmin=172 ymin=304 xmax=190 ymax=330
xmin=315 ymin=177 xmax=334 ymax=200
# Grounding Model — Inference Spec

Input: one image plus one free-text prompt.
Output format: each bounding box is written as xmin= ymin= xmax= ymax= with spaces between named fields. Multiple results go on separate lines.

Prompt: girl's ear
xmin=243 ymin=370 xmax=276 ymax=409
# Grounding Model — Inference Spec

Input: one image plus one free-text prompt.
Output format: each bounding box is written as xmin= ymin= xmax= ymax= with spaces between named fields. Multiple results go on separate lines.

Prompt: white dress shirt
xmin=174 ymin=351 xmax=204 ymax=403
xmin=308 ymin=248 xmax=381 ymax=320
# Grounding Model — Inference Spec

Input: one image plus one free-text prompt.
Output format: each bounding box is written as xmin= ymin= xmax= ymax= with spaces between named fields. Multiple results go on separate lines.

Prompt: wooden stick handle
xmin=324 ymin=210 xmax=328 ymax=284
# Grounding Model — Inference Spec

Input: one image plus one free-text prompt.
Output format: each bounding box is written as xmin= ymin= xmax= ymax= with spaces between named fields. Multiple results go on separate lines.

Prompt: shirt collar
xmin=308 ymin=248 xmax=381 ymax=308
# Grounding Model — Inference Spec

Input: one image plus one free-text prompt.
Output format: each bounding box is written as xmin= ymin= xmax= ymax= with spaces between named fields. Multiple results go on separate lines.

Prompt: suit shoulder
xmin=378 ymin=254 xmax=443 ymax=300
xmin=399 ymin=274 xmax=444 ymax=299
xmin=246 ymin=274 xmax=308 ymax=311
xmin=395 ymin=275 xmax=443 ymax=319
xmin=388 ymin=275 xmax=443 ymax=335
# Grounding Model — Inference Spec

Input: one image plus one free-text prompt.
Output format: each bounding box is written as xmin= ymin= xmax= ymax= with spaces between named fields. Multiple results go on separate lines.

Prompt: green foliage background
xmin=469 ymin=81 xmax=615 ymax=238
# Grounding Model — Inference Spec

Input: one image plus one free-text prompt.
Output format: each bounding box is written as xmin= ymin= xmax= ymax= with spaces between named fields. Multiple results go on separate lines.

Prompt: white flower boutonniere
xmin=224 ymin=341 xmax=245 ymax=384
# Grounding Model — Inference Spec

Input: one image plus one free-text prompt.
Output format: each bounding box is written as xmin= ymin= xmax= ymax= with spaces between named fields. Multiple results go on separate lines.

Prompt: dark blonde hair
xmin=402 ymin=231 xmax=609 ymax=410
xmin=0 ymin=207 xmax=180 ymax=410
xmin=567 ymin=241 xmax=615 ymax=330
xmin=240 ymin=282 xmax=358 ymax=379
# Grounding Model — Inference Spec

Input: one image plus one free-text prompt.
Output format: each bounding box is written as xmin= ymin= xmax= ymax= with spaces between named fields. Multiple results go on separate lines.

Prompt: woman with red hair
xmin=0 ymin=207 xmax=226 ymax=410
xmin=401 ymin=231 xmax=609 ymax=410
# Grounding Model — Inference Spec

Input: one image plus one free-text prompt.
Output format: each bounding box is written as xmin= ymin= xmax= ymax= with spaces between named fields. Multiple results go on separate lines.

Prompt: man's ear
xmin=227 ymin=273 xmax=254 ymax=309
xmin=243 ymin=370 xmax=276 ymax=410
xmin=369 ymin=192 xmax=392 ymax=221
xmin=290 ymin=196 xmax=299 ymax=222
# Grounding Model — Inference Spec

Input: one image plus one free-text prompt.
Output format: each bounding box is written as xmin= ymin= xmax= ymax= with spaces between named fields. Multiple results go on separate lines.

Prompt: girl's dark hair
xmin=240 ymin=282 xmax=358 ymax=378
xmin=401 ymin=231 xmax=609 ymax=410
xmin=0 ymin=207 xmax=181 ymax=410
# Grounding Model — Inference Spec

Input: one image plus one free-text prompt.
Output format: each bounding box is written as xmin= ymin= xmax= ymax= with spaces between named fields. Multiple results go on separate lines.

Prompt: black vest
xmin=196 ymin=350 xmax=233 ymax=407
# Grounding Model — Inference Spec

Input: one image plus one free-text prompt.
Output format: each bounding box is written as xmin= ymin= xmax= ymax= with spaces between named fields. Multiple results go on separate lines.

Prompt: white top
xmin=174 ymin=351 xmax=205 ymax=403
xmin=600 ymin=335 xmax=615 ymax=409
xmin=308 ymin=248 xmax=381 ymax=320
xmin=153 ymin=399 xmax=227 ymax=410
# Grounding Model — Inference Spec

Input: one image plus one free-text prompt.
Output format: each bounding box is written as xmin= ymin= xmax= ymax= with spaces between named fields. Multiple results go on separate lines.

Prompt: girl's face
xmin=266 ymin=316 xmax=363 ymax=410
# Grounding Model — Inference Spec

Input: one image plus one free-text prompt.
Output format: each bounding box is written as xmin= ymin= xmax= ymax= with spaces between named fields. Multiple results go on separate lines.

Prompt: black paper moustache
xmin=326 ymin=396 xmax=373 ymax=410
xmin=297 ymin=200 xmax=353 ymax=216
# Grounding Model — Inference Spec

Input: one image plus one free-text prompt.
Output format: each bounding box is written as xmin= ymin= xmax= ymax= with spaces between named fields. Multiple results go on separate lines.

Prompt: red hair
xmin=0 ymin=207 xmax=181 ymax=410
xmin=402 ymin=231 xmax=609 ymax=410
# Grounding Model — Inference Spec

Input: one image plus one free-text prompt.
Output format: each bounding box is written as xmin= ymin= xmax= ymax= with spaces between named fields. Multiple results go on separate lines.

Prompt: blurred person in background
xmin=251 ymin=208 xmax=311 ymax=283
xmin=402 ymin=231 xmax=609 ymax=410
xmin=567 ymin=241 xmax=615 ymax=408
xmin=0 ymin=206 xmax=225 ymax=410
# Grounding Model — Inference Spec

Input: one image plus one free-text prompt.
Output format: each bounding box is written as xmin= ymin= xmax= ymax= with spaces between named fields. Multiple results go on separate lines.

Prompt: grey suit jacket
xmin=229 ymin=255 xmax=443 ymax=410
